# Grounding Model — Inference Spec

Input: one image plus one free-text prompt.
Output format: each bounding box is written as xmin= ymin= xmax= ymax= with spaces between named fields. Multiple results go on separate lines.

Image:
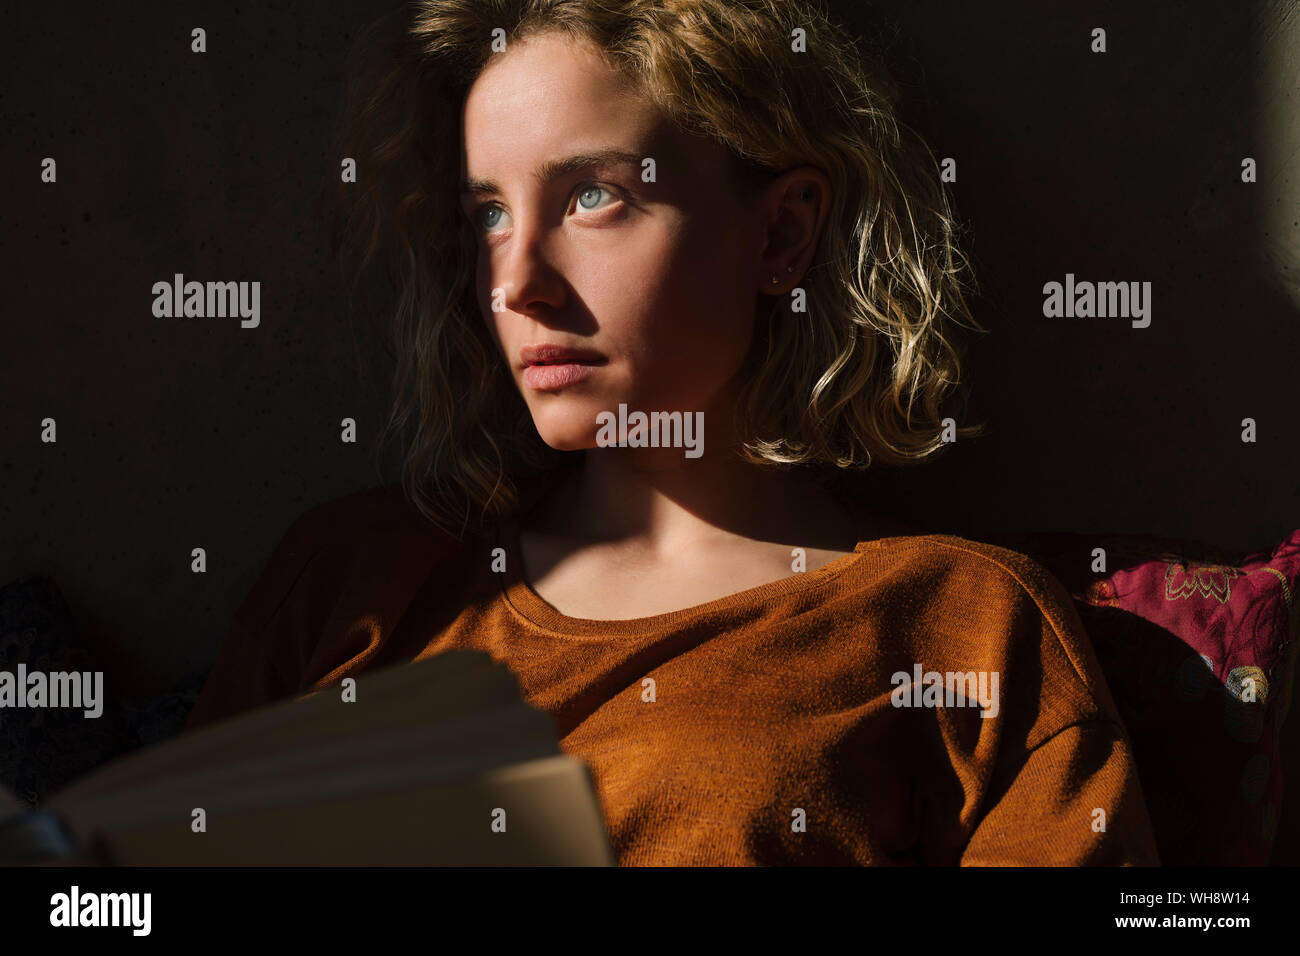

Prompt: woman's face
xmin=459 ymin=29 xmax=766 ymax=452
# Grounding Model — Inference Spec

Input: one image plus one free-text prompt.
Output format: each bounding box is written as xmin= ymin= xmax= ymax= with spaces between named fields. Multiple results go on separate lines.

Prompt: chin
xmin=529 ymin=414 xmax=599 ymax=452
xmin=537 ymin=433 xmax=597 ymax=452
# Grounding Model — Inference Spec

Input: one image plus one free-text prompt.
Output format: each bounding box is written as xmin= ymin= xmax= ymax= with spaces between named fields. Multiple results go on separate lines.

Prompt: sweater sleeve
xmin=906 ymin=537 xmax=1162 ymax=867
xmin=959 ymin=719 xmax=1160 ymax=866
xmin=181 ymin=512 xmax=324 ymax=734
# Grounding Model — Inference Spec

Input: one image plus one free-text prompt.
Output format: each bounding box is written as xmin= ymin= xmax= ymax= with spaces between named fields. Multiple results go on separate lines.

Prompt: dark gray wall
xmin=842 ymin=0 xmax=1298 ymax=552
xmin=3 ymin=0 xmax=1296 ymax=699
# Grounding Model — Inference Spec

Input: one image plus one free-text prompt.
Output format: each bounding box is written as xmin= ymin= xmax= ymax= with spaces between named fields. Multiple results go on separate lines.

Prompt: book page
xmin=47 ymin=650 xmax=541 ymax=805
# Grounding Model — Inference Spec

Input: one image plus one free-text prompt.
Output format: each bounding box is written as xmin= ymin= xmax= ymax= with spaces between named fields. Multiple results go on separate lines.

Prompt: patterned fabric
xmin=0 ymin=575 xmax=204 ymax=808
xmin=986 ymin=529 xmax=1299 ymax=865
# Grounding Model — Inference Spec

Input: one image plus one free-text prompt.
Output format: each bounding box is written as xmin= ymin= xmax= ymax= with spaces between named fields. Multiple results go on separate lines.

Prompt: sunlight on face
xmin=459 ymin=29 xmax=764 ymax=451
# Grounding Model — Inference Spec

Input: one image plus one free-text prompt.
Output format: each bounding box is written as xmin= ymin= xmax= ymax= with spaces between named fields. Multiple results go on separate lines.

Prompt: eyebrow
xmin=459 ymin=147 xmax=645 ymax=198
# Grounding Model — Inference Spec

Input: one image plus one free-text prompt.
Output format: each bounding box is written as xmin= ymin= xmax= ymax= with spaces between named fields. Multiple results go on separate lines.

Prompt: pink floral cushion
xmin=985 ymin=529 xmax=1300 ymax=865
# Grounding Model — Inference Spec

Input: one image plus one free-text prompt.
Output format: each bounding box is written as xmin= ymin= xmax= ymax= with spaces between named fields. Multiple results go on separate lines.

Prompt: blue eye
xmin=576 ymin=185 xmax=612 ymax=210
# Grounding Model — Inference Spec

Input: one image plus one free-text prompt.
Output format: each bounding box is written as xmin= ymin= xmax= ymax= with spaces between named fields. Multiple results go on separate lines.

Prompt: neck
xmin=525 ymin=409 xmax=866 ymax=555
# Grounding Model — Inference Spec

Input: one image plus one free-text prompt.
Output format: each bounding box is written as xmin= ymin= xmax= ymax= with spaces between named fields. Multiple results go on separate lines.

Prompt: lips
xmin=519 ymin=343 xmax=606 ymax=391
xmin=520 ymin=343 xmax=606 ymax=367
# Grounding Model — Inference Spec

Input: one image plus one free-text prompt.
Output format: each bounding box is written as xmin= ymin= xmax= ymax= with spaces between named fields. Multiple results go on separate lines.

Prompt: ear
xmin=755 ymin=166 xmax=831 ymax=295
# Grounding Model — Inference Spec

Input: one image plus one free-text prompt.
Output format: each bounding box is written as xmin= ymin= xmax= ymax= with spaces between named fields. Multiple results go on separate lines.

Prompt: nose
xmin=489 ymin=216 xmax=566 ymax=317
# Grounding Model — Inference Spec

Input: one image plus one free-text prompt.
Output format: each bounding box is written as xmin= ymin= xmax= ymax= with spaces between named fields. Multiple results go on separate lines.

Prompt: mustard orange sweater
xmin=184 ymin=479 xmax=1160 ymax=866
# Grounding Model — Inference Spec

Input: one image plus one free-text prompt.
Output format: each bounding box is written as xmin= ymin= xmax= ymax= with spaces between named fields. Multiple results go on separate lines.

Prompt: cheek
xmin=634 ymin=230 xmax=756 ymax=381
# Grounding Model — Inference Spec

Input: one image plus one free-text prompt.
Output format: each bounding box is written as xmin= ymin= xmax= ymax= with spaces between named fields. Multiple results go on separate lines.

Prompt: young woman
xmin=185 ymin=0 xmax=1160 ymax=866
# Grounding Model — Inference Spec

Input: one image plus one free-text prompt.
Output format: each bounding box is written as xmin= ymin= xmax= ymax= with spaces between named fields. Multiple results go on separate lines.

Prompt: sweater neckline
xmin=493 ymin=513 xmax=888 ymax=637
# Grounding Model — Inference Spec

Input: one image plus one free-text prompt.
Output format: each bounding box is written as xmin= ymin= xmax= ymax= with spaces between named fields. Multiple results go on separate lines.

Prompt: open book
xmin=0 ymin=650 xmax=614 ymax=866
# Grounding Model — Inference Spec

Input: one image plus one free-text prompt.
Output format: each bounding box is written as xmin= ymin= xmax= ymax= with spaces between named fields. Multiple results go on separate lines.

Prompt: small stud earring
xmin=786 ymin=265 xmax=795 ymax=273
xmin=770 ymin=275 xmax=780 ymax=284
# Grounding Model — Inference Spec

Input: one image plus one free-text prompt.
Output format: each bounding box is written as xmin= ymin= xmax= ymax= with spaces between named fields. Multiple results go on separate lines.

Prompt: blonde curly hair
xmin=332 ymin=0 xmax=988 ymax=539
